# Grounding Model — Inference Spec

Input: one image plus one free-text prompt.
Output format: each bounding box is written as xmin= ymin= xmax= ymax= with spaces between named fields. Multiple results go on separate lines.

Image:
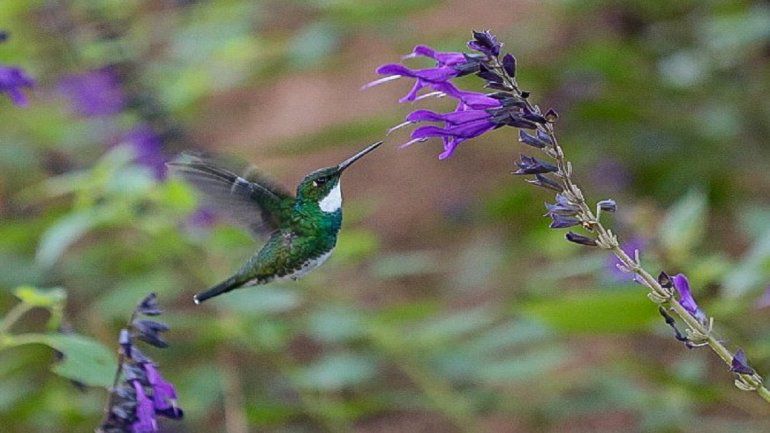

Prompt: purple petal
xmin=411 ymin=119 xmax=495 ymax=140
xmin=438 ymin=138 xmax=464 ymax=159
xmin=408 ymin=45 xmax=468 ymax=67
xmin=672 ymin=273 xmax=707 ymax=323
xmin=431 ymin=82 xmax=500 ymax=109
xmin=407 ymin=109 xmax=445 ymax=123
xmin=376 ymin=63 xmax=416 ymax=77
xmin=131 ymin=381 xmax=158 ymax=433
xmin=399 ymin=79 xmax=427 ymax=103
xmin=144 ymin=363 xmax=182 ymax=418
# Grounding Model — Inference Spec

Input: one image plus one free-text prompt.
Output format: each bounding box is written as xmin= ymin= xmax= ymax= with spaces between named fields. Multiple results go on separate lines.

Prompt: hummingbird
xmin=168 ymin=141 xmax=382 ymax=304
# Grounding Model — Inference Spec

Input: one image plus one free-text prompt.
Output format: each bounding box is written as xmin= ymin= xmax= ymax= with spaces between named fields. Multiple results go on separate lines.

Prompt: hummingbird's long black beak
xmin=337 ymin=141 xmax=383 ymax=173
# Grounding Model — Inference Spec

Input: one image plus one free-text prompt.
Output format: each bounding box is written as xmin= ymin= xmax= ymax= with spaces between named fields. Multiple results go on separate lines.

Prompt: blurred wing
xmin=168 ymin=154 xmax=293 ymax=237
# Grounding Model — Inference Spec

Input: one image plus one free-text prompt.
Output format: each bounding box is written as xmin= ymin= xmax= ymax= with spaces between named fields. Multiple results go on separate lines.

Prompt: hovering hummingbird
xmin=169 ymin=141 xmax=382 ymax=304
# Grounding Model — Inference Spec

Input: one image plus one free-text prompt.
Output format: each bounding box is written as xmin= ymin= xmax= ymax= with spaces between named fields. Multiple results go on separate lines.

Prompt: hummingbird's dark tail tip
xmin=193 ymin=277 xmax=240 ymax=304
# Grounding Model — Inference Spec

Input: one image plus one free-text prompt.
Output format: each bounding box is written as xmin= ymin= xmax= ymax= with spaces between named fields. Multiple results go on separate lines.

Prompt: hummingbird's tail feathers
xmin=193 ymin=277 xmax=241 ymax=304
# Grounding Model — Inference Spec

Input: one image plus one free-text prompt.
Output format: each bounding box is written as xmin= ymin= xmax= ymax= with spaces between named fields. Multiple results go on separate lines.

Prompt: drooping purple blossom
xmin=549 ymin=213 xmax=581 ymax=229
xmin=513 ymin=155 xmax=558 ymax=175
xmin=363 ymin=44 xmax=480 ymax=102
xmin=0 ymin=65 xmax=34 ymax=107
xmin=58 ymin=67 xmax=125 ymax=117
xmin=123 ymin=126 xmax=168 ymax=180
xmin=672 ymin=273 xmax=707 ymax=324
xmin=403 ymin=109 xmax=499 ymax=159
xmin=143 ymin=363 xmax=182 ymax=418
xmin=730 ymin=349 xmax=755 ymax=375
xmin=131 ymin=381 xmax=158 ymax=433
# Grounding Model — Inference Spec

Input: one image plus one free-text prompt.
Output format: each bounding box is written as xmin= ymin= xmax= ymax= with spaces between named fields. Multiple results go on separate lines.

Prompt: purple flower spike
xmin=672 ymin=273 xmax=707 ymax=324
xmin=730 ymin=349 xmax=755 ymax=375
xmin=131 ymin=381 xmax=158 ymax=433
xmin=58 ymin=67 xmax=125 ymax=117
xmin=0 ymin=65 xmax=34 ymax=107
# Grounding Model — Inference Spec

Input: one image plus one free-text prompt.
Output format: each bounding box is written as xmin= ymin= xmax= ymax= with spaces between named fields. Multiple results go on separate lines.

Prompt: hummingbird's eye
xmin=313 ymin=177 xmax=327 ymax=187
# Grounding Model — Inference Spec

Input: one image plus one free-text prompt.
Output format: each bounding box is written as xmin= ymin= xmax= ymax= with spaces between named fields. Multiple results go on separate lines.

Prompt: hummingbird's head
xmin=296 ymin=141 xmax=382 ymax=213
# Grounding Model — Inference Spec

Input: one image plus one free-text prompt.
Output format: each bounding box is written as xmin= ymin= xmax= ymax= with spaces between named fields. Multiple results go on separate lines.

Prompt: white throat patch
xmin=319 ymin=182 xmax=342 ymax=213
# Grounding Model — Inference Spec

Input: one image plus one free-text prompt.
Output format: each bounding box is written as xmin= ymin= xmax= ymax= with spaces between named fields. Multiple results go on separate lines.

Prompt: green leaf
xmin=293 ymin=352 xmax=377 ymax=391
xmin=36 ymin=211 xmax=100 ymax=268
xmin=659 ymin=189 xmax=707 ymax=260
xmin=721 ymin=228 xmax=770 ymax=298
xmin=522 ymin=290 xmax=657 ymax=334
xmin=11 ymin=334 xmax=116 ymax=387
xmin=13 ymin=286 xmax=66 ymax=308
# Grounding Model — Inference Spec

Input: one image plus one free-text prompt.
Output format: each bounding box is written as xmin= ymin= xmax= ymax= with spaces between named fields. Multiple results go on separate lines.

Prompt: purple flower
xmin=403 ymin=110 xmax=498 ymax=160
xmin=363 ymin=45 xmax=480 ymax=103
xmin=365 ymin=63 xmax=461 ymax=103
xmin=432 ymin=82 xmax=501 ymax=110
xmin=545 ymin=193 xmax=579 ymax=217
xmin=730 ymin=349 xmax=755 ymax=375
xmin=672 ymin=273 xmax=707 ymax=324
xmin=123 ymin=126 xmax=168 ymax=180
xmin=131 ymin=381 xmax=158 ymax=433
xmin=143 ymin=363 xmax=182 ymax=418
xmin=403 ymin=45 xmax=468 ymax=67
xmin=58 ymin=67 xmax=125 ymax=117
xmin=0 ymin=65 xmax=34 ymax=107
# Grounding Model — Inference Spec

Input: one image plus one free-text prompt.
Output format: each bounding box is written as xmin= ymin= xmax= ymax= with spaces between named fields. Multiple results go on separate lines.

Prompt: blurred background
xmin=2 ymin=0 xmax=770 ymax=432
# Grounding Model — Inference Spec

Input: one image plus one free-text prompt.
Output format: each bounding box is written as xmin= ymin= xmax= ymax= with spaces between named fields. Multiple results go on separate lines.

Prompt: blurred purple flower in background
xmin=0 ymin=31 xmax=33 ymax=107
xmin=123 ymin=126 xmax=168 ymax=180
xmin=0 ymin=66 xmax=34 ymax=107
xmin=605 ymin=237 xmax=645 ymax=281
xmin=58 ymin=67 xmax=125 ymax=117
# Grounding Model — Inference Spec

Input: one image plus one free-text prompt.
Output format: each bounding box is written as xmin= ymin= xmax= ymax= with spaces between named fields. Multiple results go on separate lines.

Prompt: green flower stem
xmin=0 ymin=302 xmax=34 ymax=335
xmin=488 ymin=57 xmax=770 ymax=403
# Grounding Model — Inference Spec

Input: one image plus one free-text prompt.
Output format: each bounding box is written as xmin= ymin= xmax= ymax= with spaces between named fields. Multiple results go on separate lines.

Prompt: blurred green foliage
xmin=1 ymin=1 xmax=770 ymax=432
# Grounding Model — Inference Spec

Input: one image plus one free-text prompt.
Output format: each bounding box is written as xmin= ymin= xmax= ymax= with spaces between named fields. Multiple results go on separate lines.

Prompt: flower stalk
xmin=369 ymin=30 xmax=770 ymax=403
xmin=488 ymin=52 xmax=770 ymax=403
